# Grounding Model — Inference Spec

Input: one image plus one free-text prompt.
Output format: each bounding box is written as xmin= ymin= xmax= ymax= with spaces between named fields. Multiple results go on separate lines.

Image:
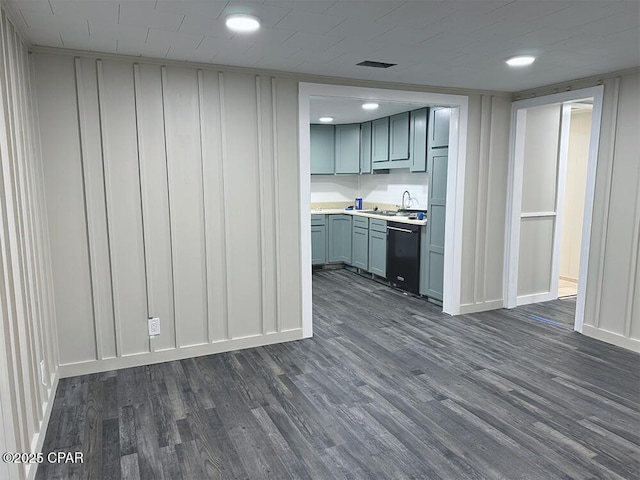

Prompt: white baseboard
xmin=517 ymin=292 xmax=557 ymax=306
xmin=582 ymin=325 xmax=640 ymax=353
xmin=27 ymin=370 xmax=60 ymax=480
xmin=59 ymin=329 xmax=304 ymax=378
xmin=458 ymin=299 xmax=504 ymax=315
xmin=559 ymin=275 xmax=578 ymax=284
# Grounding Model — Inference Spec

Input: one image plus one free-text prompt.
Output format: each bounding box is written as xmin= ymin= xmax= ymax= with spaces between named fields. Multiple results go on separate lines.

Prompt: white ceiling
xmin=310 ymin=96 xmax=429 ymax=124
xmin=6 ymin=0 xmax=640 ymax=92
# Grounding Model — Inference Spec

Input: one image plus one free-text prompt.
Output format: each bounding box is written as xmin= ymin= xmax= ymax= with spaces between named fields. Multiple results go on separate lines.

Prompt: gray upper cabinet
xmin=410 ymin=108 xmax=428 ymax=172
xmin=328 ymin=215 xmax=353 ymax=264
xmin=334 ymin=124 xmax=360 ymax=174
xmin=429 ymin=107 xmax=450 ymax=149
xmin=360 ymin=121 xmax=372 ymax=174
xmin=310 ymin=124 xmax=335 ymax=175
xmin=371 ymin=117 xmax=389 ymax=163
xmin=389 ymin=112 xmax=410 ymax=161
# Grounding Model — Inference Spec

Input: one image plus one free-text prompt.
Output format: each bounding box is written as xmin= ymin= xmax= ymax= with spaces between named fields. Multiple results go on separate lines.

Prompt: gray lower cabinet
xmin=311 ymin=215 xmax=327 ymax=265
xmin=310 ymin=124 xmax=335 ymax=174
xmin=328 ymin=215 xmax=352 ymax=263
xmin=352 ymin=217 xmax=369 ymax=270
xmin=335 ymin=124 xmax=360 ymax=174
xmin=368 ymin=219 xmax=387 ymax=278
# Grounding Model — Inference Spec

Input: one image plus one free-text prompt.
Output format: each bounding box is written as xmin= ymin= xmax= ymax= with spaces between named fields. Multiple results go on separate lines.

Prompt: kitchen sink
xmin=360 ymin=209 xmax=398 ymax=217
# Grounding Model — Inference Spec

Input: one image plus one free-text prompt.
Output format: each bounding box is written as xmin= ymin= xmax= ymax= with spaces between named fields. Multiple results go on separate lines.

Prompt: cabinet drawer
xmin=352 ymin=216 xmax=369 ymax=229
xmin=311 ymin=215 xmax=326 ymax=226
xmin=369 ymin=218 xmax=387 ymax=233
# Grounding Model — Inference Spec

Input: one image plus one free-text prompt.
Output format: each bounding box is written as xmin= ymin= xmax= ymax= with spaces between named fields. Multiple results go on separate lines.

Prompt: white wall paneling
xmin=34 ymin=52 xmax=304 ymax=375
xmin=0 ymin=7 xmax=59 ymax=480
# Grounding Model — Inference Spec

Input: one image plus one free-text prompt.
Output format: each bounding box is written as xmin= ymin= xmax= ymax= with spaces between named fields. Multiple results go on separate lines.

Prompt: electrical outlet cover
xmin=148 ymin=317 xmax=161 ymax=336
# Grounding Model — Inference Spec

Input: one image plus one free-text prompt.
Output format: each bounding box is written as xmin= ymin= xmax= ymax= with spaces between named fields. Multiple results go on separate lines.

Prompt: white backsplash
xmin=359 ymin=171 xmax=429 ymax=209
xmin=310 ymin=171 xmax=429 ymax=209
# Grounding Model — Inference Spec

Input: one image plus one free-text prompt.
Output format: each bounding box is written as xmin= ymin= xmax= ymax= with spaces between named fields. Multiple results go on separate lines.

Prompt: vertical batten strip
xmin=271 ymin=77 xmax=281 ymax=332
xmin=74 ymin=57 xmax=103 ymax=360
xmin=255 ymin=76 xmax=266 ymax=335
xmin=132 ymin=63 xmax=153 ymax=353
xmin=624 ymin=167 xmax=640 ymax=337
xmin=481 ymin=95 xmax=494 ymax=302
xmin=13 ymin=35 xmax=45 ymax=413
xmin=594 ymin=77 xmax=620 ymax=328
xmin=473 ymin=95 xmax=490 ymax=304
xmin=96 ymin=59 xmax=122 ymax=357
xmin=218 ymin=71 xmax=230 ymax=340
xmin=160 ymin=65 xmax=179 ymax=348
xmin=3 ymin=20 xmax=41 ymax=430
xmin=196 ymin=69 xmax=212 ymax=343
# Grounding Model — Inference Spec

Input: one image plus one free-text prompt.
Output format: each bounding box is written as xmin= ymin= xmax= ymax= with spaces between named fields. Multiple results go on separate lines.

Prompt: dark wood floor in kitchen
xmin=37 ymin=269 xmax=640 ymax=480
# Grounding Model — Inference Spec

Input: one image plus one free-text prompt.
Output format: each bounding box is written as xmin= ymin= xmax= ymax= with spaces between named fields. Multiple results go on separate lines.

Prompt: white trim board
xmin=28 ymin=371 xmax=59 ymax=480
xmin=58 ymin=329 xmax=303 ymax=378
xmin=504 ymin=86 xmax=605 ymax=335
xmin=582 ymin=325 xmax=640 ymax=353
xmin=299 ymin=82 xmax=470 ymax=337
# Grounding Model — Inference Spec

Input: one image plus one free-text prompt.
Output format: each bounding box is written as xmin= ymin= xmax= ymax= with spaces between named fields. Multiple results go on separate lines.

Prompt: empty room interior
xmin=1 ymin=1 xmax=639 ymax=479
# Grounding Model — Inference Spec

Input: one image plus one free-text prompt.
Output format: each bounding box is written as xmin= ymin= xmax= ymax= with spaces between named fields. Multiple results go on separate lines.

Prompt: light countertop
xmin=311 ymin=208 xmax=427 ymax=226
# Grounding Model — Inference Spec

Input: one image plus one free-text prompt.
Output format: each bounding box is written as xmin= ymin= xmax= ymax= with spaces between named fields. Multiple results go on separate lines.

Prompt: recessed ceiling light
xmin=225 ymin=14 xmax=260 ymax=33
xmin=362 ymin=102 xmax=379 ymax=110
xmin=319 ymin=117 xmax=334 ymax=123
xmin=506 ymin=55 xmax=536 ymax=67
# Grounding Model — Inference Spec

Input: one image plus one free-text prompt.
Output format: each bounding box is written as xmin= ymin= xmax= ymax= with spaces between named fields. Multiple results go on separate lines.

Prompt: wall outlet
xmin=39 ymin=360 xmax=47 ymax=387
xmin=148 ymin=317 xmax=161 ymax=336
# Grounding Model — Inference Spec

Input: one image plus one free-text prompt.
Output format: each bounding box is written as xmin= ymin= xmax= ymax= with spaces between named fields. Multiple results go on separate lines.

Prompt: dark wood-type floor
xmin=37 ymin=269 xmax=640 ymax=480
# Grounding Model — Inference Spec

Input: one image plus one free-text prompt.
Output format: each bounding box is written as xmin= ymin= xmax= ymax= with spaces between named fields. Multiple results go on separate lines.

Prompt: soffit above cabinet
xmin=5 ymin=0 xmax=639 ymax=92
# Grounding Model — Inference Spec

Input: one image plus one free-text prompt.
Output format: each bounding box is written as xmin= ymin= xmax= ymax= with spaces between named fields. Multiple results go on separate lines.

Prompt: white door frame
xmin=504 ymin=86 xmax=604 ymax=332
xmin=298 ymin=82 xmax=469 ymax=338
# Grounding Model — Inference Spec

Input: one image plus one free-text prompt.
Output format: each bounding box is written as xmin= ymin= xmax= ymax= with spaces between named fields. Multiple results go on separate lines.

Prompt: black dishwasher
xmin=387 ymin=221 xmax=421 ymax=294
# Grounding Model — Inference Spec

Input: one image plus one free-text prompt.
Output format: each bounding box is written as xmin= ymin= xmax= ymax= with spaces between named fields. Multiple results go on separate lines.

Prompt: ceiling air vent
xmin=356 ymin=60 xmax=397 ymax=69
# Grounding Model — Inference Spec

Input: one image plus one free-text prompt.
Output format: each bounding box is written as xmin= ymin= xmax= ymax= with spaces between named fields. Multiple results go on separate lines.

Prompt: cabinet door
xmin=311 ymin=225 xmax=326 ymax=265
xmin=310 ymin=124 xmax=335 ymax=174
xmin=371 ymin=117 xmax=389 ymax=163
xmin=389 ymin=112 xmax=410 ymax=161
xmin=423 ymin=148 xmax=448 ymax=300
xmin=368 ymin=230 xmax=387 ymax=278
xmin=410 ymin=108 xmax=428 ymax=172
xmin=352 ymin=226 xmax=369 ymax=270
xmin=360 ymin=122 xmax=372 ymax=174
xmin=335 ymin=124 xmax=360 ymax=174
xmin=328 ymin=215 xmax=353 ymax=263
xmin=429 ymin=107 xmax=450 ymax=149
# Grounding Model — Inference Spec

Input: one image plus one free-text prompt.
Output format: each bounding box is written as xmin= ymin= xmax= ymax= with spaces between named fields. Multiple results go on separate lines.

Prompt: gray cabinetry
xmin=389 ymin=112 xmax=410 ymax=161
xmin=429 ymin=107 xmax=450 ymax=150
xmin=360 ymin=121 xmax=372 ymax=174
xmin=310 ymin=124 xmax=335 ymax=175
xmin=368 ymin=219 xmax=387 ymax=278
xmin=335 ymin=124 xmax=360 ymax=174
xmin=311 ymin=215 xmax=327 ymax=265
xmin=410 ymin=108 xmax=428 ymax=172
xmin=422 ymin=148 xmax=448 ymax=300
xmin=371 ymin=117 xmax=389 ymax=163
xmin=328 ymin=215 xmax=353 ymax=264
xmin=352 ymin=216 xmax=369 ymax=270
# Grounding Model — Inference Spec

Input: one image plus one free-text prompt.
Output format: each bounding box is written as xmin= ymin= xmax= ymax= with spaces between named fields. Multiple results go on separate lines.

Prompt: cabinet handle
xmin=387 ymin=226 xmax=414 ymax=233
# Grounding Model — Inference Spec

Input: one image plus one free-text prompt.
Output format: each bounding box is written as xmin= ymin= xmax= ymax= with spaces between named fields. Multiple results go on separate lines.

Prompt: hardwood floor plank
xmin=36 ymin=269 xmax=640 ymax=479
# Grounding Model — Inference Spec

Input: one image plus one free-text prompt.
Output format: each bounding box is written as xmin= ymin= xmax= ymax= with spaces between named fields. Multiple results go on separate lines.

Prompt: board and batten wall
xmin=515 ymin=69 xmax=640 ymax=352
xmin=34 ymin=52 xmax=302 ymax=376
xmin=0 ymin=9 xmax=59 ymax=480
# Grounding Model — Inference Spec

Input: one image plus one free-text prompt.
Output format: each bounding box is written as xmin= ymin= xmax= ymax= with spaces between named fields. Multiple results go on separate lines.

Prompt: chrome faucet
xmin=401 ymin=190 xmax=411 ymax=210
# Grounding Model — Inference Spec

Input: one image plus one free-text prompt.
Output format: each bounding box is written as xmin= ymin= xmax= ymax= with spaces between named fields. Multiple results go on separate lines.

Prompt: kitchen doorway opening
xmin=504 ymin=86 xmax=604 ymax=333
xmin=298 ymin=83 xmax=470 ymax=338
